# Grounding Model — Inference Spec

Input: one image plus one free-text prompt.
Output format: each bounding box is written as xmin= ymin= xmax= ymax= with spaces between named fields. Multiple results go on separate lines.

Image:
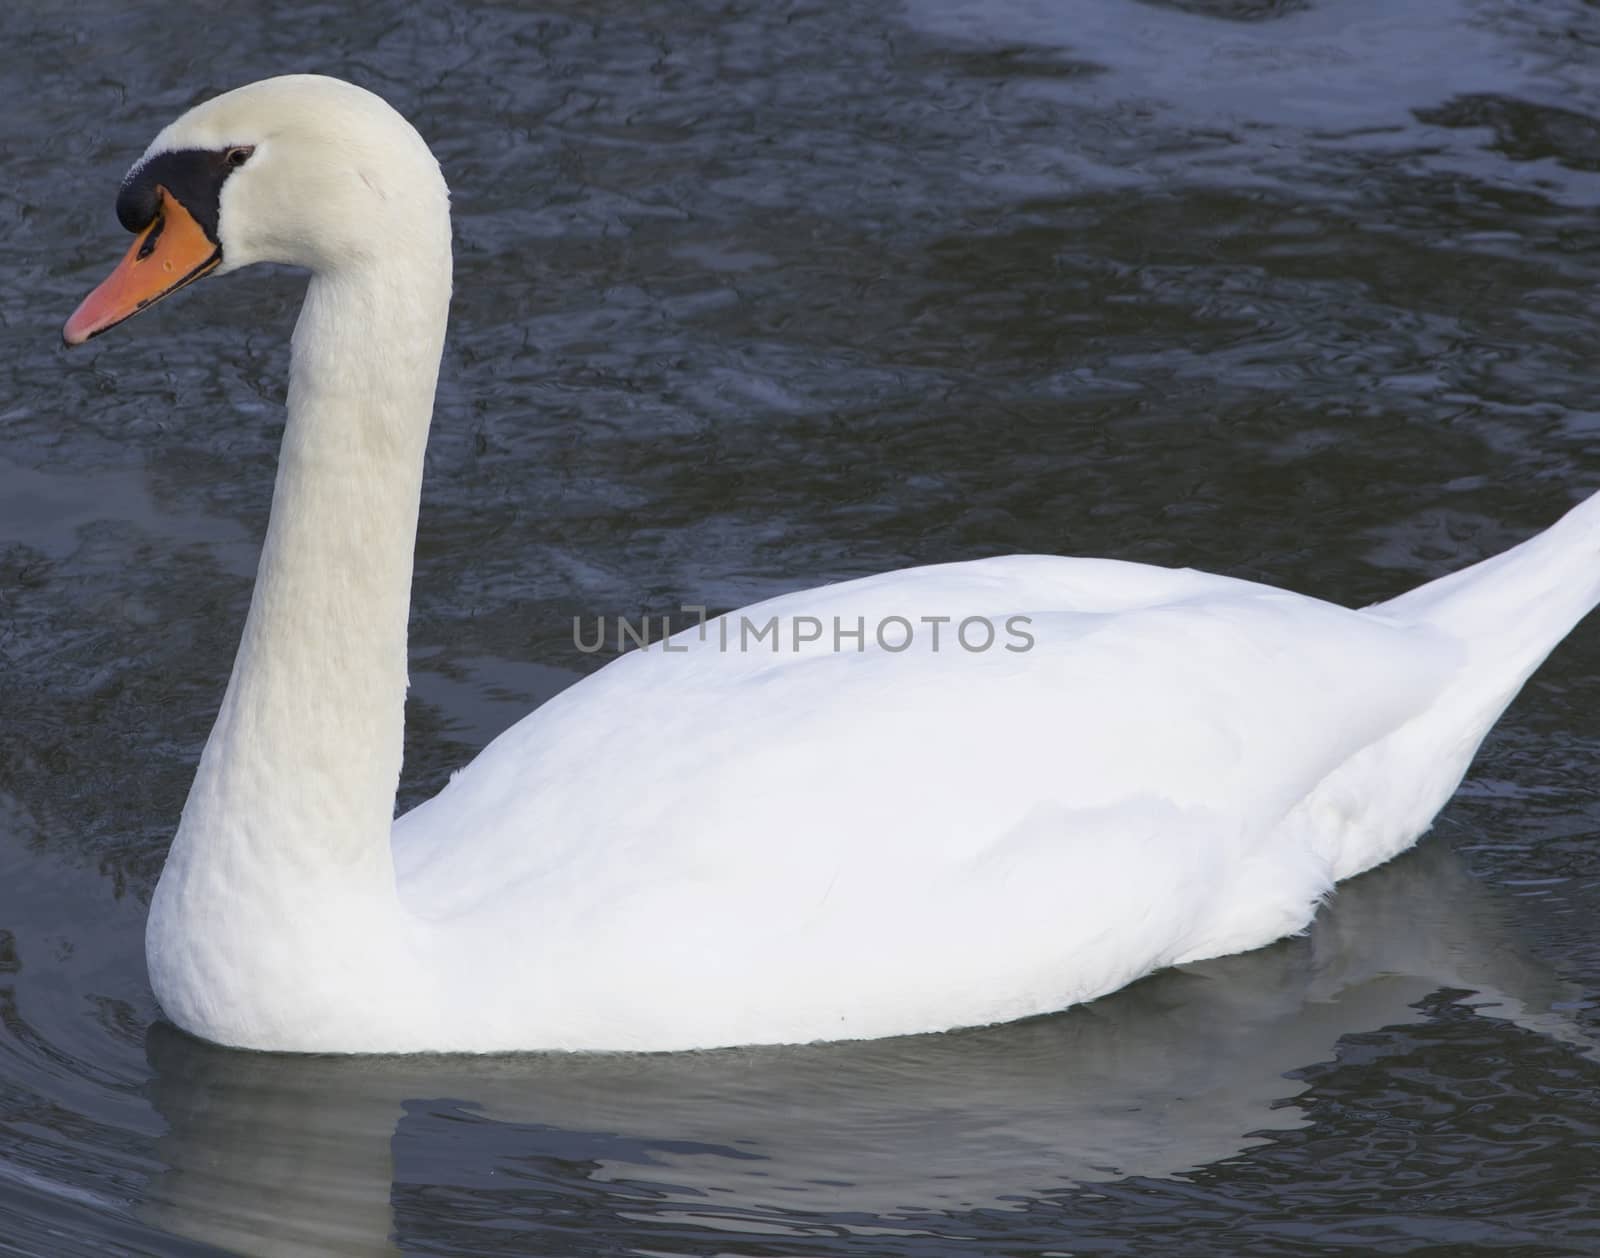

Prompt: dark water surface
xmin=5 ymin=0 xmax=1600 ymax=1253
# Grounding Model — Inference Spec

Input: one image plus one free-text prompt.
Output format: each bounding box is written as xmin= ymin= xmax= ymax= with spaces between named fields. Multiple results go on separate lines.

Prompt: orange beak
xmin=62 ymin=189 xmax=221 ymax=346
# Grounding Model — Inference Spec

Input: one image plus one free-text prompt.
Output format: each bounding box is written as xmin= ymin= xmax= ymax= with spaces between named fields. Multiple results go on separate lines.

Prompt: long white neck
xmin=172 ymin=247 xmax=451 ymax=890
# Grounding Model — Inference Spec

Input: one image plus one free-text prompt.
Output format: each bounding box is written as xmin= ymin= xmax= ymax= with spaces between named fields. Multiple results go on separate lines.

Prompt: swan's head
xmin=63 ymin=75 xmax=449 ymax=346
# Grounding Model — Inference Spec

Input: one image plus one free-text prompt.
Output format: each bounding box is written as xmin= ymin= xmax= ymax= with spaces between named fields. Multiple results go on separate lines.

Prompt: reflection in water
xmin=141 ymin=838 xmax=1588 ymax=1255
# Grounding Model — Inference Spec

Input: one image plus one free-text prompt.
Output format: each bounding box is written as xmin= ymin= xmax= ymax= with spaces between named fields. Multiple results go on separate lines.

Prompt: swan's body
xmin=65 ymin=76 xmax=1600 ymax=1053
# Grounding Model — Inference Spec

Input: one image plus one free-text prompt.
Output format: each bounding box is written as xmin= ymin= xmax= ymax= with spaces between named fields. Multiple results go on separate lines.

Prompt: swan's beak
xmin=62 ymin=189 xmax=221 ymax=347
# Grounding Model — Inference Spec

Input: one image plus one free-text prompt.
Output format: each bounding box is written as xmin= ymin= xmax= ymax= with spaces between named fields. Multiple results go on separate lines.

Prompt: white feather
xmin=120 ymin=76 xmax=1600 ymax=1053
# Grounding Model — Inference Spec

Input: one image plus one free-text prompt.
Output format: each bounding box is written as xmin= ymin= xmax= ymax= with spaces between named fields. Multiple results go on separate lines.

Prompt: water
xmin=4 ymin=0 xmax=1600 ymax=1252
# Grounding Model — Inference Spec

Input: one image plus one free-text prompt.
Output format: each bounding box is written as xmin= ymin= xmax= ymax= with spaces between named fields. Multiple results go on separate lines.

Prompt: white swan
xmin=63 ymin=75 xmax=1600 ymax=1054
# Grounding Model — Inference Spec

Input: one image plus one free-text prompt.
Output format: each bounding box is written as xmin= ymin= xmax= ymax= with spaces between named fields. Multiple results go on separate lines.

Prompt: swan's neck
xmin=174 ymin=255 xmax=450 ymax=889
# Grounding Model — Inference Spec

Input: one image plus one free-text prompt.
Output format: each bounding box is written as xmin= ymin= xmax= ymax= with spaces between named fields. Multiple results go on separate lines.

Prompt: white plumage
xmin=72 ymin=76 xmax=1598 ymax=1053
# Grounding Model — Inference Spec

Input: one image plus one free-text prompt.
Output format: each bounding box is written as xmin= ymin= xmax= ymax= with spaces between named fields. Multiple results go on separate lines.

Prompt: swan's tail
xmin=1302 ymin=489 xmax=1600 ymax=883
xmin=1373 ymin=489 xmax=1600 ymax=671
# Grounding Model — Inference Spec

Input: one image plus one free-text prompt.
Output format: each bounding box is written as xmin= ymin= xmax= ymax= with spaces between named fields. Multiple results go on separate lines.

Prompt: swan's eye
xmin=225 ymin=146 xmax=254 ymax=168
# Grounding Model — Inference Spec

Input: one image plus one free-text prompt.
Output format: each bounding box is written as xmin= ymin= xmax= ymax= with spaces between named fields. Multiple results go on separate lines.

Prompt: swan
xmin=62 ymin=75 xmax=1599 ymax=1054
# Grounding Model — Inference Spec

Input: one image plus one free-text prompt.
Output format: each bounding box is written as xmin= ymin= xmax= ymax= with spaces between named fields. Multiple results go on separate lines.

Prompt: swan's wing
xmin=389 ymin=556 xmax=1466 ymax=1045
xmin=395 ymin=556 xmax=1460 ymax=905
